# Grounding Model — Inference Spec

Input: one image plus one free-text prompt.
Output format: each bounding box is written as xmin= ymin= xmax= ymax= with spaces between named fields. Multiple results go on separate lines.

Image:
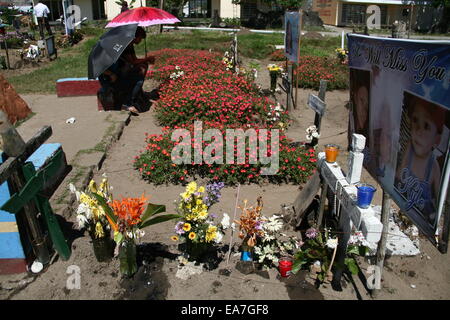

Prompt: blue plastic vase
xmin=241 ymin=251 xmax=253 ymax=261
xmin=356 ymin=184 xmax=376 ymax=209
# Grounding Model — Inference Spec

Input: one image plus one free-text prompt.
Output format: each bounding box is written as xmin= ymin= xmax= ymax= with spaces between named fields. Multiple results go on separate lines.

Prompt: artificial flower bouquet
xmin=253 ymin=214 xmax=300 ymax=269
xmin=292 ymin=227 xmax=369 ymax=284
xmin=267 ymin=64 xmax=283 ymax=91
xmin=172 ymin=181 xmax=227 ymax=262
xmin=88 ymin=181 xmax=180 ymax=277
xmin=335 ymin=47 xmax=348 ymax=64
xmin=291 ymin=227 xmax=337 ymax=283
xmin=70 ymin=178 xmax=114 ymax=262
xmin=235 ymin=197 xmax=265 ymax=260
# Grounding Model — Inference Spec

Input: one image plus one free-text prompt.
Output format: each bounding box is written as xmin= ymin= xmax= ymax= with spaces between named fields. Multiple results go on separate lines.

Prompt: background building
xmin=311 ymin=0 xmax=442 ymax=31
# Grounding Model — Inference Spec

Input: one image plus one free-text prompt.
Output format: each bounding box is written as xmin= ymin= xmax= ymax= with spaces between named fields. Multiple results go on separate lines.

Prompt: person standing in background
xmin=34 ymin=0 xmax=52 ymax=39
xmin=120 ymin=1 xmax=129 ymax=13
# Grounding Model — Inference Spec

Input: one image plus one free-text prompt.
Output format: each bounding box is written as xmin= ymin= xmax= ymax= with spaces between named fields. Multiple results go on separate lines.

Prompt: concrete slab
xmin=17 ymin=95 xmax=129 ymax=164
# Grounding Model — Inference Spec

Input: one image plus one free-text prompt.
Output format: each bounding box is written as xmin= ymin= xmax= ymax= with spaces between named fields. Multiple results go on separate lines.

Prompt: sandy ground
xmin=0 ymin=59 xmax=449 ymax=301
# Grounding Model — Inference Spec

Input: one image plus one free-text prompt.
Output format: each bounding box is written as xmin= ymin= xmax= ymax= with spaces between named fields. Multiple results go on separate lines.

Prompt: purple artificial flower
xmin=204 ymin=181 xmax=225 ymax=207
xmin=255 ymin=221 xmax=264 ymax=231
xmin=175 ymin=221 xmax=185 ymax=235
xmin=305 ymin=227 xmax=318 ymax=239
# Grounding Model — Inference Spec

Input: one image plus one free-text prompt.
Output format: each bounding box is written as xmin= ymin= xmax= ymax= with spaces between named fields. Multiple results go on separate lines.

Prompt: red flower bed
xmin=134 ymin=49 xmax=317 ymax=186
xmin=148 ymin=49 xmax=288 ymax=127
xmin=294 ymin=56 xmax=348 ymax=91
xmin=133 ymin=123 xmax=317 ymax=185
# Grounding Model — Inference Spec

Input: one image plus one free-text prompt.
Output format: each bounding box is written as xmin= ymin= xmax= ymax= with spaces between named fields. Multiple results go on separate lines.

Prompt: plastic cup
xmin=356 ymin=183 xmax=376 ymax=209
xmin=278 ymin=257 xmax=293 ymax=277
xmin=241 ymin=251 xmax=253 ymax=261
xmin=325 ymin=144 xmax=340 ymax=163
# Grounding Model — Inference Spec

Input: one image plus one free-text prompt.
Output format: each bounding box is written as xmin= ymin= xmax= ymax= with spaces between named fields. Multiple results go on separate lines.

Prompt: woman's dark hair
xmin=136 ymin=26 xmax=146 ymax=39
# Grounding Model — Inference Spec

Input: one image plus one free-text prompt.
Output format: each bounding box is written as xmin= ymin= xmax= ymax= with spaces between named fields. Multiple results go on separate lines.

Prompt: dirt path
xmin=1 ymin=60 xmax=449 ymax=300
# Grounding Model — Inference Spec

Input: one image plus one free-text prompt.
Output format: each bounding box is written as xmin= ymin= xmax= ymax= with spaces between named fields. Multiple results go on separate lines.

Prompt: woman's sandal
xmin=122 ymin=106 xmax=139 ymax=115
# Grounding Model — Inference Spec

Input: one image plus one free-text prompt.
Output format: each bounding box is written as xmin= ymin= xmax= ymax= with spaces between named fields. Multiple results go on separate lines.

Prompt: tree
xmin=408 ymin=0 xmax=450 ymax=33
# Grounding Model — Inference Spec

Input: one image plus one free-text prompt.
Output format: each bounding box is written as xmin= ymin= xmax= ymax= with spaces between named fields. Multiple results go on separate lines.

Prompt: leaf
xmin=291 ymin=260 xmax=306 ymax=274
xmin=139 ymin=214 xmax=181 ymax=229
xmin=347 ymin=245 xmax=360 ymax=255
xmin=114 ymin=231 xmax=123 ymax=245
xmin=141 ymin=203 xmax=166 ymax=223
xmin=345 ymin=258 xmax=359 ymax=275
xmin=317 ymin=273 xmax=325 ymax=282
xmin=91 ymin=193 xmax=117 ymax=226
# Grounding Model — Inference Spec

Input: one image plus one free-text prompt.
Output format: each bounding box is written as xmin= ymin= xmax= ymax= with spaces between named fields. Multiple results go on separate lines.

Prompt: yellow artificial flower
xmin=171 ymin=235 xmax=179 ymax=241
xmin=196 ymin=198 xmax=203 ymax=206
xmin=206 ymin=225 xmax=217 ymax=242
xmin=198 ymin=210 xmax=208 ymax=220
xmin=95 ymin=222 xmax=104 ymax=238
xmin=186 ymin=181 xmax=197 ymax=194
xmin=180 ymin=192 xmax=190 ymax=200
xmin=99 ymin=178 xmax=108 ymax=192
xmin=188 ymin=232 xmax=196 ymax=240
xmin=88 ymin=180 xmax=98 ymax=194
xmin=183 ymin=223 xmax=192 ymax=232
xmin=197 ymin=186 xmax=205 ymax=193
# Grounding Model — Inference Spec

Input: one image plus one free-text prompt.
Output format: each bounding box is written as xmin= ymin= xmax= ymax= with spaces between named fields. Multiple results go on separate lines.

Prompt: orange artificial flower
xmin=111 ymin=194 xmax=148 ymax=227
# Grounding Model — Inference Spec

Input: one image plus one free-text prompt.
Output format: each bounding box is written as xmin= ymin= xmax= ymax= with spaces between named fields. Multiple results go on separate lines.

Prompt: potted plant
xmin=70 ymin=178 xmax=116 ymax=262
xmin=91 ymin=183 xmax=180 ymax=277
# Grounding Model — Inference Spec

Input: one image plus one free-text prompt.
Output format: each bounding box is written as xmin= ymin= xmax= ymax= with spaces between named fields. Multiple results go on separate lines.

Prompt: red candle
xmin=279 ymin=258 xmax=293 ymax=277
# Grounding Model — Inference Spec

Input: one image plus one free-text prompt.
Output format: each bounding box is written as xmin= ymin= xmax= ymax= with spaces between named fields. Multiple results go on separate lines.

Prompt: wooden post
xmin=372 ymin=190 xmax=391 ymax=297
xmin=331 ymin=204 xmax=351 ymax=291
xmin=159 ymin=0 xmax=165 ymax=34
xmin=316 ymin=180 xmax=328 ymax=229
xmin=286 ymin=62 xmax=292 ymax=111
xmin=3 ymin=38 xmax=10 ymax=70
xmin=311 ymin=80 xmax=327 ymax=147
xmin=294 ymin=9 xmax=302 ymax=109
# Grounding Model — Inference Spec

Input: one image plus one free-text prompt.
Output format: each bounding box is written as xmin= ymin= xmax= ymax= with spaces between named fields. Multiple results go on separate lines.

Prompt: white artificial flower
xmin=135 ymin=229 xmax=145 ymax=239
xmin=326 ymin=238 xmax=338 ymax=249
xmin=76 ymin=214 xmax=88 ymax=228
xmin=231 ymin=222 xmax=236 ymax=231
xmin=221 ymin=213 xmax=230 ymax=229
xmin=312 ymin=131 xmax=320 ymax=138
xmin=214 ymin=232 xmax=223 ymax=243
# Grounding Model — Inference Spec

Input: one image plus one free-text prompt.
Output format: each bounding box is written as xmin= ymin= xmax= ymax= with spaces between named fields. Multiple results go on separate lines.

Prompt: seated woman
xmin=99 ymin=26 xmax=155 ymax=113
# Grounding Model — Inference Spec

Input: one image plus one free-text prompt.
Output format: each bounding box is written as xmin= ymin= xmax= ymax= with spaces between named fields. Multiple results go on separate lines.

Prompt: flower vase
xmin=119 ymin=240 xmax=138 ymax=277
xmin=90 ymin=232 xmax=114 ymax=262
xmin=185 ymin=240 xmax=208 ymax=262
xmin=270 ymin=71 xmax=278 ymax=91
xmin=240 ymin=250 xmax=253 ymax=261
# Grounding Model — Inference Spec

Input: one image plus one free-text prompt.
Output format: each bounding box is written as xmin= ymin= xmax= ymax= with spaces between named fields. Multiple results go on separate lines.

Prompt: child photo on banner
xmin=394 ymin=92 xmax=450 ymax=230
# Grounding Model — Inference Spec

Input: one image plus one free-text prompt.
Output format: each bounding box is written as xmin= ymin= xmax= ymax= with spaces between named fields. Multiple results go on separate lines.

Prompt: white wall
xmin=74 ymin=0 xmax=93 ymax=21
xmin=220 ymin=0 xmax=240 ymax=19
xmin=104 ymin=0 xmax=145 ymax=21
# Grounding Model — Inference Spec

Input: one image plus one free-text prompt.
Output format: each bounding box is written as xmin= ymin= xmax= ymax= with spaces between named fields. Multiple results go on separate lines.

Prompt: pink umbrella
xmin=105 ymin=7 xmax=181 ymax=28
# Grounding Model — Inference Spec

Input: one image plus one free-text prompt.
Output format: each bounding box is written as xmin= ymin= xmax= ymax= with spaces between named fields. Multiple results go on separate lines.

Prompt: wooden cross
xmin=0 ymin=122 xmax=71 ymax=264
xmin=307 ymin=80 xmax=328 ymax=147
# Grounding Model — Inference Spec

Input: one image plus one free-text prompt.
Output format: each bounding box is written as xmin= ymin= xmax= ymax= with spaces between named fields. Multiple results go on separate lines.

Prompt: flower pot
xmin=240 ymin=251 xmax=253 ymax=261
xmin=119 ymin=240 xmax=138 ymax=277
xmin=91 ymin=234 xmax=114 ymax=262
xmin=185 ymin=240 xmax=208 ymax=262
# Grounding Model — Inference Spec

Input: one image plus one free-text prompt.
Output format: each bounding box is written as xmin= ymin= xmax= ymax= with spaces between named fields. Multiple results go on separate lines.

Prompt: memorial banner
xmin=347 ymin=34 xmax=450 ymax=249
xmin=284 ymin=11 xmax=301 ymax=63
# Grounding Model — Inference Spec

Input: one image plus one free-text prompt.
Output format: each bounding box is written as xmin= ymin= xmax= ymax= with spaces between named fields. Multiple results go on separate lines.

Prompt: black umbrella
xmin=87 ymin=23 xmax=138 ymax=79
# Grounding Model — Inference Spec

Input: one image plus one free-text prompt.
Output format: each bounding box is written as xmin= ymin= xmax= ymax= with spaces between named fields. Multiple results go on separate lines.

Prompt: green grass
xmin=5 ymin=26 xmax=344 ymax=94
xmin=8 ymin=36 xmax=99 ymax=94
